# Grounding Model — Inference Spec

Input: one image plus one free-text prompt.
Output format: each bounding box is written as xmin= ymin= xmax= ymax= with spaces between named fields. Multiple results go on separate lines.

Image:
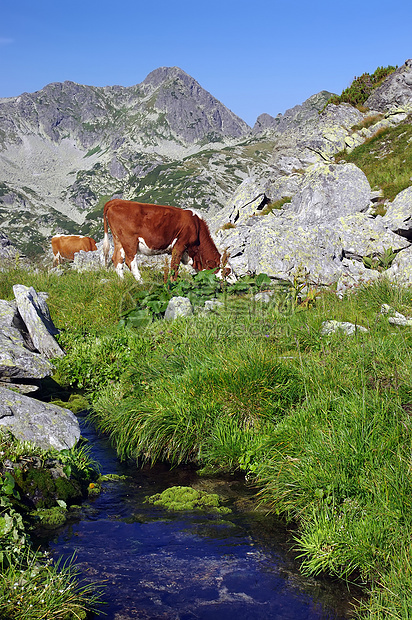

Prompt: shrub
xmin=324 ymin=65 xmax=397 ymax=109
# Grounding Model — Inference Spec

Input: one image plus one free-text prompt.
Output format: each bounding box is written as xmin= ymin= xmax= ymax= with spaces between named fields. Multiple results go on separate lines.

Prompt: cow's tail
xmin=102 ymin=203 xmax=111 ymax=268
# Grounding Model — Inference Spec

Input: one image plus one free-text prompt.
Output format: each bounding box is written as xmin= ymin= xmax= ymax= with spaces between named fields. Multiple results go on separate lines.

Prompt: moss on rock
xmin=30 ymin=506 xmax=67 ymax=529
xmin=49 ymin=393 xmax=90 ymax=413
xmin=14 ymin=466 xmax=83 ymax=508
xmin=146 ymin=485 xmax=231 ymax=514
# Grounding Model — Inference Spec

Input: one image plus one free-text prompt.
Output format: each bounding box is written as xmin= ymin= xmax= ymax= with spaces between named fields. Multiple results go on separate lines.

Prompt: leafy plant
xmin=363 ymin=247 xmax=396 ymax=272
xmin=119 ymin=271 xmax=275 ymax=327
xmin=0 ymin=472 xmax=28 ymax=567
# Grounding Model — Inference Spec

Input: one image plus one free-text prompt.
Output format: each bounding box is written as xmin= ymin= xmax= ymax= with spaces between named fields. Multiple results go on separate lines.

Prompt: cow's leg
xmin=53 ymin=252 xmax=60 ymax=268
xmin=129 ymin=254 xmax=143 ymax=282
xmin=121 ymin=237 xmax=143 ymax=282
xmin=170 ymin=242 xmax=186 ymax=281
xmin=116 ymin=249 xmax=126 ymax=279
xmin=112 ymin=237 xmax=126 ymax=279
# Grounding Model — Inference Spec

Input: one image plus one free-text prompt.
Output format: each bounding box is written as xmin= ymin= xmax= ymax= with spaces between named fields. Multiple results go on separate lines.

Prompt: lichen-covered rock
xmin=0 ymin=297 xmax=54 ymax=379
xmin=382 ymin=186 xmax=412 ymax=237
xmin=381 ymin=303 xmax=412 ymax=326
xmin=164 ymin=296 xmax=193 ymax=320
xmin=0 ymin=328 xmax=54 ymax=379
xmin=213 ymin=177 xmax=268 ymax=228
xmin=214 ymin=153 xmax=412 ymax=289
xmin=320 ymin=320 xmax=368 ymax=336
xmin=290 ymin=163 xmax=371 ymax=224
xmin=365 ymin=59 xmax=412 ymax=112
xmin=336 ymin=213 xmax=409 ymax=258
xmin=0 ymin=387 xmax=80 ymax=451
xmin=13 ymin=284 xmax=64 ymax=359
xmin=0 ymin=299 xmax=18 ymax=329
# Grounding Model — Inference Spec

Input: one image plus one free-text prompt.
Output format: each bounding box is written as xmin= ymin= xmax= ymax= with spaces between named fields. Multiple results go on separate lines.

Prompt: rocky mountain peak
xmin=252 ymin=90 xmax=334 ymax=136
xmin=140 ymin=65 xmax=250 ymax=140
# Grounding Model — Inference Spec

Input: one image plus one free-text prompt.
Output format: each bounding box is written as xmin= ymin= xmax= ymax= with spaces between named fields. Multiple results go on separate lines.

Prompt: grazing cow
xmin=103 ymin=199 xmax=228 ymax=281
xmin=51 ymin=234 xmax=97 ymax=267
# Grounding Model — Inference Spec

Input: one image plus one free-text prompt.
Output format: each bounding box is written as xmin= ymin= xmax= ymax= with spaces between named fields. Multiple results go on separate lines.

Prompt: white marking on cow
xmin=116 ymin=262 xmax=125 ymax=279
xmin=137 ymin=237 xmax=178 ymax=256
xmin=186 ymin=208 xmax=204 ymax=220
xmin=130 ymin=254 xmax=143 ymax=281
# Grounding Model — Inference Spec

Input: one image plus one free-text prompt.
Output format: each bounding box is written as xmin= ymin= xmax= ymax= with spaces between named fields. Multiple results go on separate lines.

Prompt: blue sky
xmin=1 ymin=0 xmax=410 ymax=127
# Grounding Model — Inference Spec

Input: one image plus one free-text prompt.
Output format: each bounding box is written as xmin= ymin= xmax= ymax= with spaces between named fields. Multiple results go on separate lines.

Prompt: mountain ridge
xmin=0 ymin=64 xmax=357 ymax=257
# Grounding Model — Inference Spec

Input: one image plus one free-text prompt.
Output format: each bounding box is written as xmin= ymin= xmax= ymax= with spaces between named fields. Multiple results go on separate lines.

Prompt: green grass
xmin=0 ymin=549 xmax=102 ymax=620
xmin=3 ymin=266 xmax=412 ymax=617
xmin=335 ymin=116 xmax=412 ymax=201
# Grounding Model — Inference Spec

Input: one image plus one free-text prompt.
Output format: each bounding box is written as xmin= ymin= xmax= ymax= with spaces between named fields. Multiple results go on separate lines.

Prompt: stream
xmin=37 ymin=416 xmax=361 ymax=619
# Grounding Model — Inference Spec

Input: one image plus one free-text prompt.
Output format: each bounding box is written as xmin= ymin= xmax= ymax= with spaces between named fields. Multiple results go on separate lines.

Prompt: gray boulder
xmin=214 ymin=156 xmax=412 ymax=290
xmin=320 ymin=320 xmax=368 ymax=336
xmin=0 ymin=299 xmax=54 ymax=380
xmin=164 ymin=296 xmax=193 ymax=320
xmin=381 ymin=304 xmax=412 ymax=326
xmin=0 ymin=328 xmax=54 ymax=380
xmin=0 ymin=387 xmax=80 ymax=451
xmin=382 ymin=186 xmax=412 ymax=238
xmin=13 ymin=285 xmax=64 ymax=359
xmin=290 ymin=163 xmax=371 ymax=224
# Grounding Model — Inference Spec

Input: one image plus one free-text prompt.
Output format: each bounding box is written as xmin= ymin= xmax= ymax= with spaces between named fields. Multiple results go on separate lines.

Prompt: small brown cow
xmin=51 ymin=235 xmax=97 ymax=267
xmin=102 ymin=199 xmax=227 ymax=282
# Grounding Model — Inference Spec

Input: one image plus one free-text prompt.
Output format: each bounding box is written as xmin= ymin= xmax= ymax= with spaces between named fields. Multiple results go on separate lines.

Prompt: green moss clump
xmin=50 ymin=393 xmax=90 ymax=413
xmin=30 ymin=506 xmax=67 ymax=529
xmin=16 ymin=467 xmax=82 ymax=508
xmin=99 ymin=474 xmax=129 ymax=482
xmin=146 ymin=485 xmax=231 ymax=514
xmin=20 ymin=468 xmax=56 ymax=508
xmin=54 ymin=476 xmax=83 ymax=503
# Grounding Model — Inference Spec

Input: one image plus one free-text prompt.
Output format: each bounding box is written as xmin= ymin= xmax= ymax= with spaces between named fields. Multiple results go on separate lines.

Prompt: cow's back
xmin=51 ymin=235 xmax=97 ymax=260
xmin=104 ymin=200 xmax=200 ymax=249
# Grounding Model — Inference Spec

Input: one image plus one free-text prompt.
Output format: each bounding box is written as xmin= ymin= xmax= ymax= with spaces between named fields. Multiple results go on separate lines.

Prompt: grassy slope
xmin=335 ymin=114 xmax=412 ymax=203
xmin=2 ymin=266 xmax=412 ymax=618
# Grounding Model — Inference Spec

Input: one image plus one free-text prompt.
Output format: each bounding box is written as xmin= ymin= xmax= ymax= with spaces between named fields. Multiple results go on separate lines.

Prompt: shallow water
xmin=38 ymin=418 xmax=361 ymax=619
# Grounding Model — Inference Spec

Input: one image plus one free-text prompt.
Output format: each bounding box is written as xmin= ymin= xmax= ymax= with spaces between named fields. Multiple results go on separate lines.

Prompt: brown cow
xmin=51 ymin=235 xmax=97 ymax=267
xmin=102 ymin=199 xmax=227 ymax=281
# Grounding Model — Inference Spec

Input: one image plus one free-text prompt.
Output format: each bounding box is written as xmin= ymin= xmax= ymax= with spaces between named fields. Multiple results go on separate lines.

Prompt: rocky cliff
xmin=212 ymin=59 xmax=412 ymax=292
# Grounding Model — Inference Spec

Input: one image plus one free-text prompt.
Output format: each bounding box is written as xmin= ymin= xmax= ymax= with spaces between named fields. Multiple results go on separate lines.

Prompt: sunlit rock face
xmin=365 ymin=59 xmax=412 ymax=112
